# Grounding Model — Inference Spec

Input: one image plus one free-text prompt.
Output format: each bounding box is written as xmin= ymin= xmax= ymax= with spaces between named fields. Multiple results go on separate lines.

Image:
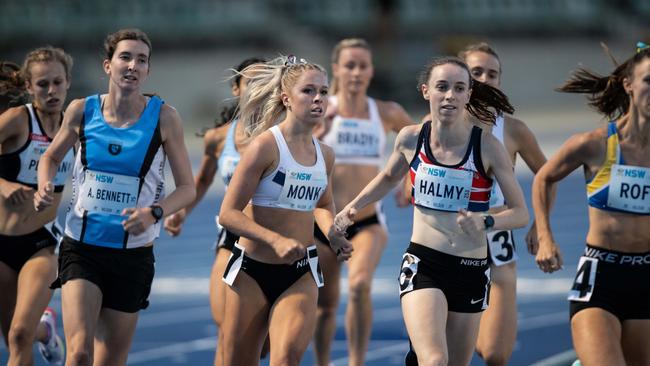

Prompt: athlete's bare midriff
xmin=411 ymin=206 xmax=487 ymax=259
xmin=332 ymin=164 xmax=381 ymax=220
xmin=0 ymin=193 xmax=62 ymax=235
xmin=585 ymin=208 xmax=650 ymax=253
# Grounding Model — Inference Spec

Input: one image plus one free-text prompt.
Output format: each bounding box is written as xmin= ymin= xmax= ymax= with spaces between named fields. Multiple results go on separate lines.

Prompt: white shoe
xmin=38 ymin=307 xmax=65 ymax=365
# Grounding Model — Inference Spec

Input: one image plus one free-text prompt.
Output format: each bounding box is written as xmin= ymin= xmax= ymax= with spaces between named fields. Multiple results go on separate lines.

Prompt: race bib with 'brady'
xmin=333 ymin=119 xmax=381 ymax=157
xmin=413 ymin=163 xmax=472 ymax=212
xmin=607 ymin=164 xmax=650 ymax=214
xmin=78 ymin=169 xmax=139 ymax=215
xmin=277 ymin=169 xmax=327 ymax=211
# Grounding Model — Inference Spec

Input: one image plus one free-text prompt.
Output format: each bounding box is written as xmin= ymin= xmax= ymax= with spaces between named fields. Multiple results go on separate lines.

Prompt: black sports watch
xmin=482 ymin=214 xmax=495 ymax=230
xmin=150 ymin=205 xmax=164 ymax=223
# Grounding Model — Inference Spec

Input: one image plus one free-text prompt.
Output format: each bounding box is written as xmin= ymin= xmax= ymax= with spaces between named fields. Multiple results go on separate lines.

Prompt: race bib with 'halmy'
xmin=78 ymin=169 xmax=139 ymax=215
xmin=413 ymin=163 xmax=472 ymax=212
xmin=277 ymin=169 xmax=327 ymax=211
xmin=607 ymin=164 xmax=650 ymax=214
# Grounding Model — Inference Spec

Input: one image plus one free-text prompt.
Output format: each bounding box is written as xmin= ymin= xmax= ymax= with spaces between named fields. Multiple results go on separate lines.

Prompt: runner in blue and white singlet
xmin=33 ymin=30 xmax=195 ymax=365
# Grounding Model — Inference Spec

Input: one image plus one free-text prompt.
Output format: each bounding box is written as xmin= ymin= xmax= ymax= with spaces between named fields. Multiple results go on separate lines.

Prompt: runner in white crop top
xmin=217 ymin=57 xmax=353 ymax=365
xmin=312 ymin=38 xmax=414 ymax=366
xmin=251 ymin=126 xmax=327 ymax=210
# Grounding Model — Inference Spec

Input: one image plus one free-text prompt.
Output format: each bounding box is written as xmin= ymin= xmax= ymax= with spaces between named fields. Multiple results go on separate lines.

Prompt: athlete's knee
xmin=491 ymin=263 xmax=517 ymax=285
xmin=275 ymin=346 xmax=303 ymax=366
xmin=7 ymin=324 xmax=34 ymax=350
xmin=417 ymin=350 xmax=448 ymax=366
xmin=67 ymin=349 xmax=92 ymax=366
xmin=317 ymin=303 xmax=337 ymax=319
xmin=347 ymin=276 xmax=372 ymax=301
xmin=477 ymin=348 xmax=509 ymax=366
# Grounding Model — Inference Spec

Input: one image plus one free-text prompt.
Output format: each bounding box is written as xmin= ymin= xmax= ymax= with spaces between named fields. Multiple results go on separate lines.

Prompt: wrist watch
xmin=482 ymin=214 xmax=495 ymax=230
xmin=150 ymin=205 xmax=164 ymax=223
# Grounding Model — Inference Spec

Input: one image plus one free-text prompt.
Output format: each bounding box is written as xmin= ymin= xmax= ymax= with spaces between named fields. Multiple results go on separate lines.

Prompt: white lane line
xmin=329 ymin=341 xmax=409 ymax=366
xmin=137 ymin=306 xmax=211 ymax=328
xmin=127 ymin=309 xmax=569 ymax=364
xmin=128 ymin=336 xmax=217 ymax=364
xmin=151 ymin=276 xmax=574 ymax=297
xmin=518 ymin=311 xmax=568 ymax=331
xmin=530 ymin=349 xmax=577 ymax=366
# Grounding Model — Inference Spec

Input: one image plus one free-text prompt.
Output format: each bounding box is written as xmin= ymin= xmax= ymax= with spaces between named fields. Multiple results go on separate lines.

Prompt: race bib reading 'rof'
xmin=277 ymin=169 xmax=327 ymax=211
xmin=607 ymin=164 xmax=650 ymax=214
xmin=78 ymin=169 xmax=139 ymax=215
xmin=414 ymin=163 xmax=472 ymax=212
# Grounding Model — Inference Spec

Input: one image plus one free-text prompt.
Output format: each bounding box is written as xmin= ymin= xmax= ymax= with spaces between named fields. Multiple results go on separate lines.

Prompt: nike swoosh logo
xmin=470 ymin=298 xmax=484 ymax=304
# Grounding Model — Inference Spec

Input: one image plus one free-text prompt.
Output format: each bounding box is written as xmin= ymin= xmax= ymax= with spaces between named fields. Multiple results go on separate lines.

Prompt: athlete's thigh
xmin=447 ymin=310 xmax=482 ymax=366
xmin=401 ymin=288 xmax=448 ymax=359
xmin=268 ymin=273 xmax=318 ymax=362
xmin=621 ymin=319 xmax=650 ymax=366
xmin=476 ymin=262 xmax=517 ymax=352
xmin=0 ymin=261 xmax=17 ymax=342
xmin=12 ymin=247 xmax=56 ymax=330
xmin=347 ymin=225 xmax=387 ymax=281
xmin=61 ymin=279 xmax=103 ymax=349
xmin=222 ymin=271 xmax=269 ymax=365
xmin=571 ymin=308 xmax=625 ymax=366
xmin=94 ymin=307 xmax=139 ymax=366
xmin=315 ymin=241 xmax=340 ymax=307
xmin=211 ymin=248 xmax=231 ymax=326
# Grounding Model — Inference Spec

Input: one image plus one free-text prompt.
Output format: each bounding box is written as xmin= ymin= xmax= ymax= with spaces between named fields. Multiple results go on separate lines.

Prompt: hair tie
xmin=285 ymin=55 xmax=307 ymax=67
xmin=636 ymin=41 xmax=649 ymax=53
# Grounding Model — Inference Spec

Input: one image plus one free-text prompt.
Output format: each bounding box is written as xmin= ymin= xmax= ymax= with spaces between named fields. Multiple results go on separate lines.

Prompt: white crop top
xmin=489 ymin=114 xmax=506 ymax=207
xmin=250 ymin=126 xmax=328 ymax=211
xmin=320 ymin=96 xmax=386 ymax=166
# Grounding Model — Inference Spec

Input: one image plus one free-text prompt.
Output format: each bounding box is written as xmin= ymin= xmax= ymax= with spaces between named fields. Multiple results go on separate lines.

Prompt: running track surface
xmin=0 ymin=173 xmax=587 ymax=365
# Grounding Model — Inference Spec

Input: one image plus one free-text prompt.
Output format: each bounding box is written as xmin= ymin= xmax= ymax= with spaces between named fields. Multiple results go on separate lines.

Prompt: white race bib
xmin=16 ymin=137 xmax=48 ymax=185
xmin=607 ymin=164 xmax=650 ymax=213
xmin=78 ymin=169 xmax=140 ymax=215
xmin=487 ymin=230 xmax=518 ymax=266
xmin=277 ymin=169 xmax=327 ymax=211
xmin=413 ymin=163 xmax=472 ymax=212
xmin=333 ymin=119 xmax=381 ymax=157
xmin=568 ymin=256 xmax=598 ymax=302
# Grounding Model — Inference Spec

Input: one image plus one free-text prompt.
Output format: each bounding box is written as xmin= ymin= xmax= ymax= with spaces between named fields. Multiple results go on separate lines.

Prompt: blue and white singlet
xmin=217 ymin=119 xmax=240 ymax=187
xmin=65 ymin=94 xmax=166 ymax=248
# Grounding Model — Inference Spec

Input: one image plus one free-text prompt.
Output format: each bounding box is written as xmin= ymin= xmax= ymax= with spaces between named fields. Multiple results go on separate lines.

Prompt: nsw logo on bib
xmin=607 ymin=164 xmax=650 ymax=214
xmin=413 ymin=163 xmax=472 ymax=212
xmin=78 ymin=169 xmax=140 ymax=215
xmin=277 ymin=169 xmax=327 ymax=211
